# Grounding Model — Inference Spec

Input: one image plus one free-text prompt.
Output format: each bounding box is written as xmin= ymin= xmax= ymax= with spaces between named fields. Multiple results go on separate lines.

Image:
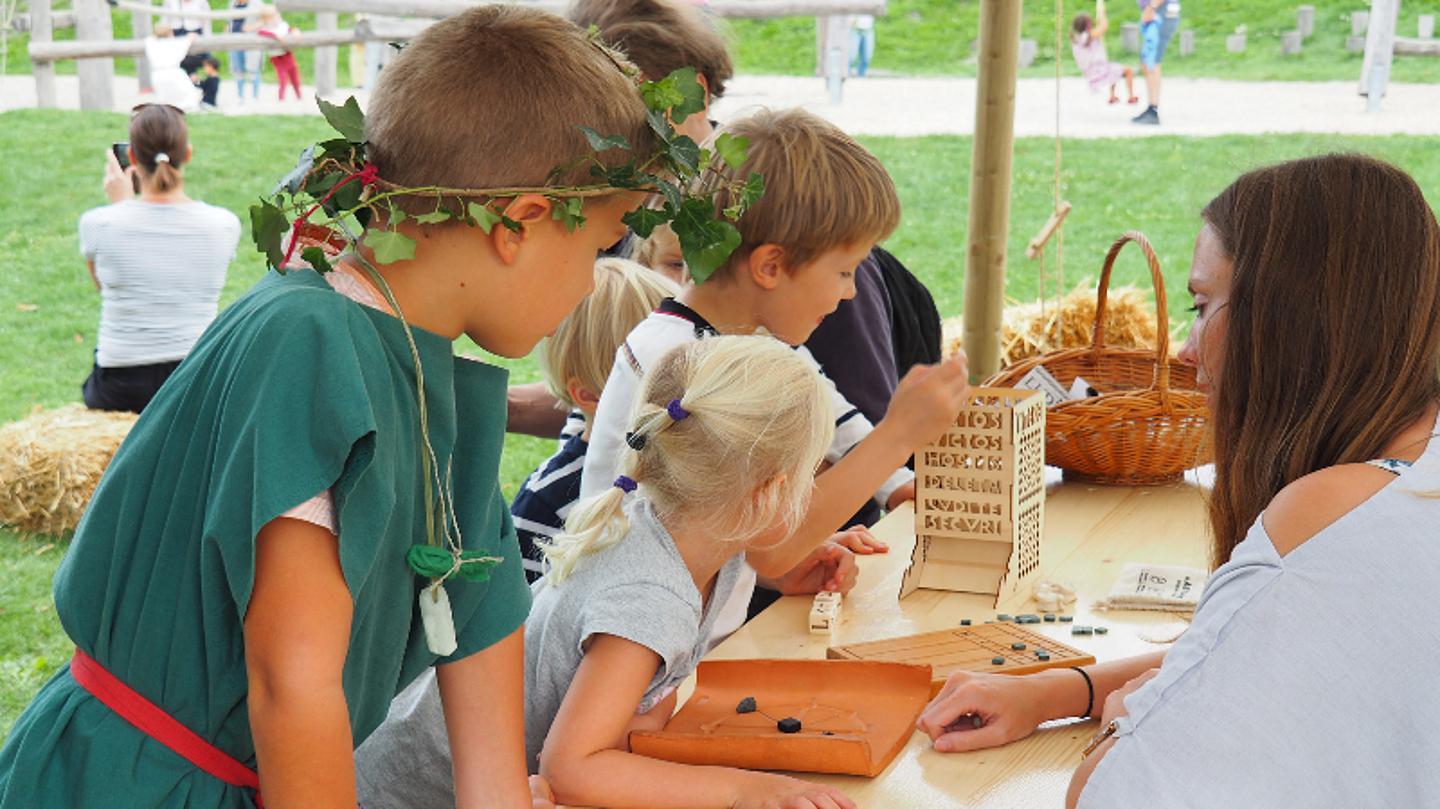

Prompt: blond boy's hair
xmin=629 ymin=223 xmax=681 ymax=273
xmin=568 ymin=0 xmax=733 ymax=98
xmin=543 ymin=335 xmax=833 ymax=582
xmin=541 ymin=258 xmax=679 ymax=408
xmin=365 ymin=6 xmax=657 ymax=213
xmin=702 ymin=108 xmax=901 ymax=279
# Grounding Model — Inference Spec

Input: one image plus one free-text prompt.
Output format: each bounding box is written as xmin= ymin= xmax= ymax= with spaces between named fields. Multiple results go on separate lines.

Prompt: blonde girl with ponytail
xmin=355 ymin=335 xmax=857 ymax=809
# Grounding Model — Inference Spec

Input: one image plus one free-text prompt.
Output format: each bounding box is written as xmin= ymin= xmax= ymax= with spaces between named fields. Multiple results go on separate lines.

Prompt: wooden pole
xmin=961 ymin=0 xmax=1022 ymax=381
xmin=31 ymin=0 xmax=58 ymax=108
xmin=314 ymin=11 xmax=338 ymax=95
xmin=1360 ymin=0 xmax=1398 ymax=98
xmin=74 ymin=0 xmax=116 ymax=110
xmin=133 ymin=5 xmax=153 ymax=92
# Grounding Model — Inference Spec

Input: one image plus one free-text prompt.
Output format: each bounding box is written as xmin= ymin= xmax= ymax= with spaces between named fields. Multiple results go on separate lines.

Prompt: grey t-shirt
xmin=355 ymin=495 xmax=744 ymax=807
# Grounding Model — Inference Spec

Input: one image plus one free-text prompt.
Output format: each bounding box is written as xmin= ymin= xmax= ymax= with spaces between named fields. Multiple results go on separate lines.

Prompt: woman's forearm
xmin=1030 ymin=651 xmax=1166 ymax=721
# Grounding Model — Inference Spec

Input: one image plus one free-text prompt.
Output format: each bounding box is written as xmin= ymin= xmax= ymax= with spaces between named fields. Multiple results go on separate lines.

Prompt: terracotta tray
xmin=628 ymin=659 xmax=932 ymax=777
xmin=829 ymin=623 xmax=1095 ymax=696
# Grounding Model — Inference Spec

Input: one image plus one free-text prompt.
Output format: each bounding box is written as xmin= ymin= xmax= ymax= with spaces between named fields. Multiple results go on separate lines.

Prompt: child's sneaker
xmin=1132 ymin=106 xmax=1159 ymax=125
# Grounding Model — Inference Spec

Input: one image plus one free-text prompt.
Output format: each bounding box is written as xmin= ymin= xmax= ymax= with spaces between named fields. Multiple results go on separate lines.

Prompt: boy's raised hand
xmin=880 ymin=351 xmax=971 ymax=450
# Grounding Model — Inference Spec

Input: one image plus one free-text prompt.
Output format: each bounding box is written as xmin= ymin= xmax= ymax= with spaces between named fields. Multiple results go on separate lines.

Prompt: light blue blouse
xmin=1081 ymin=415 xmax=1440 ymax=808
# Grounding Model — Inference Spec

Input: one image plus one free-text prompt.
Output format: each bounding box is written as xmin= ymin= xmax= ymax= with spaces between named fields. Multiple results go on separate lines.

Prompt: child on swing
xmin=358 ymin=335 xmax=857 ymax=809
xmin=1072 ymin=1 xmax=1138 ymax=105
xmin=0 ymin=7 xmax=669 ymax=808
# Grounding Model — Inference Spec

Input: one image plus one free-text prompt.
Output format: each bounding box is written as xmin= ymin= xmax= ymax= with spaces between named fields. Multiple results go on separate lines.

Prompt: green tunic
xmin=0 ymin=269 xmax=531 ymax=808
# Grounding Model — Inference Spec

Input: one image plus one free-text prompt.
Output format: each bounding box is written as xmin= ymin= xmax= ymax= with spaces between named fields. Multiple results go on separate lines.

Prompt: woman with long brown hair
xmin=83 ymin=103 xmax=239 ymax=412
xmin=914 ymin=154 xmax=1440 ymax=806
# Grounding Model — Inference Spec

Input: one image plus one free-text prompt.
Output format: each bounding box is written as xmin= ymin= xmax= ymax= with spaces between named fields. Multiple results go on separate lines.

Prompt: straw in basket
xmin=985 ymin=232 xmax=1211 ymax=486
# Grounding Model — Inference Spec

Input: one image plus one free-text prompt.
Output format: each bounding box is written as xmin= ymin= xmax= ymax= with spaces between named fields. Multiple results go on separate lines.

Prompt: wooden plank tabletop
xmin=699 ymin=473 xmax=1212 ymax=807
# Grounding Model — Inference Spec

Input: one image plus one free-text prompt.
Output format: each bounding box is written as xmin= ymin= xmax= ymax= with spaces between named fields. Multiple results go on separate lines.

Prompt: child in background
xmin=227 ymin=0 xmax=262 ymax=103
xmin=193 ymin=55 xmax=222 ymax=110
xmin=1072 ymin=2 xmax=1137 ymax=105
xmin=0 ymin=8 xmax=663 ymax=807
xmin=511 ymin=258 xmax=680 ymax=581
xmin=629 ymin=223 xmax=686 ymax=285
xmin=358 ymin=336 xmax=857 ymax=809
xmin=582 ymin=107 xmax=971 ymax=646
xmin=144 ymin=24 xmax=201 ymax=109
xmin=250 ymin=4 xmax=302 ymax=101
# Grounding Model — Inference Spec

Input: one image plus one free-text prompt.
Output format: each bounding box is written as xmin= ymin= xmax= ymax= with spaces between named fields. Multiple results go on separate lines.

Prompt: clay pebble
xmin=736 ymin=696 xmax=757 ymax=714
xmin=1071 ymin=625 xmax=1094 ymax=636
xmin=1011 ymin=642 xmax=1026 ymax=650
xmin=991 ymin=656 xmax=1005 ymax=665
xmin=960 ymin=619 xmax=972 ymax=626
xmin=1043 ymin=613 xmax=1057 ymax=622
xmin=778 ymin=717 xmax=802 ymax=734
xmin=1094 ymin=626 xmax=1109 ymax=635
xmin=1059 ymin=615 xmax=1074 ymax=623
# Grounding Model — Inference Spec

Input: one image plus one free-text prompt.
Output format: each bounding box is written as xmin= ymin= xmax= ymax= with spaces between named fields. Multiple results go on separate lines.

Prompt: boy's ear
xmin=491 ymin=193 xmax=554 ymax=264
xmin=696 ymin=72 xmax=712 ymax=111
xmin=565 ymin=378 xmax=600 ymax=413
xmin=746 ymin=244 xmax=788 ymax=290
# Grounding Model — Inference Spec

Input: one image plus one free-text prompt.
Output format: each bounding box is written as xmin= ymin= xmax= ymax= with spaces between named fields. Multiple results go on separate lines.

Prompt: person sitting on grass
xmin=582 ymin=107 xmax=971 ymax=646
xmin=913 ymin=154 xmax=1440 ymax=808
xmin=511 ymin=257 xmax=680 ymax=582
xmin=0 ymin=8 xmax=672 ymax=807
xmin=358 ymin=336 xmax=861 ymax=809
xmin=1072 ymin=2 xmax=1138 ymax=105
xmin=81 ymin=103 xmax=238 ymax=414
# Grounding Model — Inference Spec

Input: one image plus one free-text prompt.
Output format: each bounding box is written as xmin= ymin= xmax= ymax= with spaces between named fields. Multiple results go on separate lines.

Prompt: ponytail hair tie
xmin=154 ymin=152 xmax=171 ymax=164
xmin=613 ymin=475 xmax=638 ymax=494
xmin=666 ymin=399 xmax=690 ymax=421
xmin=624 ymin=431 xmax=648 ymax=451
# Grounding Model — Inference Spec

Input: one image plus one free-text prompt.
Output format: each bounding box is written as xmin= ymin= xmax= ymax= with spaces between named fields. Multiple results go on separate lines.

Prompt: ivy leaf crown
xmin=249 ymin=66 xmax=765 ymax=284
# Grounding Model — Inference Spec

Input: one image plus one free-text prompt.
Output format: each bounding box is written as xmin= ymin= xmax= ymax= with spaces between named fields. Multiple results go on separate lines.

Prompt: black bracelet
xmin=1070 ymin=666 xmax=1094 ymax=719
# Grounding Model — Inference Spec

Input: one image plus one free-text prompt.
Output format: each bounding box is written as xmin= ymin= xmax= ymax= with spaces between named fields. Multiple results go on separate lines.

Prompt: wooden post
xmin=133 ymin=6 xmax=153 ymax=92
xmin=31 ymin=0 xmax=58 ymax=108
xmin=962 ymin=0 xmax=1022 ymax=381
xmin=74 ymin=0 xmax=116 ymax=110
xmin=1296 ymin=5 xmax=1315 ymax=38
xmin=1360 ymin=0 xmax=1398 ymax=99
xmin=314 ymin=11 xmax=338 ymax=96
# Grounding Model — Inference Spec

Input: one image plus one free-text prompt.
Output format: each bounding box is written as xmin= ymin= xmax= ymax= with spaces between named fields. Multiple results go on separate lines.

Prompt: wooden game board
xmin=827 ymin=623 xmax=1096 ymax=695
xmin=629 ymin=659 xmax=932 ymax=777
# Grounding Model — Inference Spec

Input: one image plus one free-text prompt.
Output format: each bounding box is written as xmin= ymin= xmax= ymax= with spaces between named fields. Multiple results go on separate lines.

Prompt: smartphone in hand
xmin=112 ymin=142 xmax=130 ymax=170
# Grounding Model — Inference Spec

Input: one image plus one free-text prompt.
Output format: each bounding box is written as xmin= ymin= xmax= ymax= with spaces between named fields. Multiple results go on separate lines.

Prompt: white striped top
xmin=79 ymin=200 xmax=239 ymax=368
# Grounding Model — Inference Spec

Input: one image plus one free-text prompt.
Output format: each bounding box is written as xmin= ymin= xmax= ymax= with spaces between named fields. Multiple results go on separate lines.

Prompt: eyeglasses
xmin=131 ymin=102 xmax=186 ymax=117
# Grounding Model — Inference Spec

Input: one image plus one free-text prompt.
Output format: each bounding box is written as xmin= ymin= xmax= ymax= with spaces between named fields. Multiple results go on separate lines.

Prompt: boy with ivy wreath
xmin=0 ymin=7 xmax=762 ymax=809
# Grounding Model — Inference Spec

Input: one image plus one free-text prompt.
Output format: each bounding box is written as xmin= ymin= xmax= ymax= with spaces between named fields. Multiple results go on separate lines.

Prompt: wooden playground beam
xmin=29 ymin=29 xmax=366 ymax=62
xmin=961 ymin=0 xmax=1022 ymax=381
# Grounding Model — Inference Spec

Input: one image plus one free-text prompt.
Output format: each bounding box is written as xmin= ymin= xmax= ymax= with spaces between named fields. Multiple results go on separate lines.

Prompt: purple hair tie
xmin=667 ymin=399 xmax=690 ymax=421
xmin=613 ymin=475 xmax=638 ymax=494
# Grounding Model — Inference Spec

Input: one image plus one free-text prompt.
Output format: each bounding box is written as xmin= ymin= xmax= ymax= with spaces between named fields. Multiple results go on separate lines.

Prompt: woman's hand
xmin=828 ymin=524 xmax=887 ymax=555
xmin=103 ymin=147 xmax=135 ymax=203
xmin=916 ymin=670 xmax=1058 ymax=752
xmin=734 ymin=774 xmax=856 ymax=809
xmin=1098 ymin=668 xmax=1159 ymax=727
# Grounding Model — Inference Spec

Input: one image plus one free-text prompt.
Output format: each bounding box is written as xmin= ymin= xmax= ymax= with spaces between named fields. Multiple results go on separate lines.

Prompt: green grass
xmin=3 ymin=108 xmax=1440 ymax=739
xmin=727 ymin=0 xmax=1440 ymax=83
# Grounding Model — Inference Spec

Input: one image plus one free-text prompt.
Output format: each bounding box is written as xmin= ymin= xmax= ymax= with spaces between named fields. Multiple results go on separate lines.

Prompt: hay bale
xmin=0 ymin=405 xmax=138 ymax=536
xmin=943 ymin=285 xmax=1160 ymax=369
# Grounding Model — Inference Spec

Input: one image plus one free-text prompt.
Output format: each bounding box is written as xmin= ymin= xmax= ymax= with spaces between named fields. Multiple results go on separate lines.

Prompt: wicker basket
xmin=985 ymin=232 xmax=1211 ymax=486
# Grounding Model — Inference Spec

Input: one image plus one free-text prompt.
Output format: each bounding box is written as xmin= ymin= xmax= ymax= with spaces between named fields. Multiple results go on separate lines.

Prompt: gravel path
xmin=5 ymin=72 xmax=1439 ymax=138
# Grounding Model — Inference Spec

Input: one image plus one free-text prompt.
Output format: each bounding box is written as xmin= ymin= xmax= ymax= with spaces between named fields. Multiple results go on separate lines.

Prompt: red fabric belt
xmin=70 ymin=648 xmax=263 ymax=808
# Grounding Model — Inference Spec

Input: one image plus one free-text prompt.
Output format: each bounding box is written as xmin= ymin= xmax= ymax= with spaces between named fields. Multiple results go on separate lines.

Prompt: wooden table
xmin=700 ymin=473 xmax=1212 ymax=807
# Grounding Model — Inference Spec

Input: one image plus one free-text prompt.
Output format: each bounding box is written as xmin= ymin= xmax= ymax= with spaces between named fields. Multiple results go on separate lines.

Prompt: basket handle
xmin=1091 ymin=231 xmax=1172 ymax=396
